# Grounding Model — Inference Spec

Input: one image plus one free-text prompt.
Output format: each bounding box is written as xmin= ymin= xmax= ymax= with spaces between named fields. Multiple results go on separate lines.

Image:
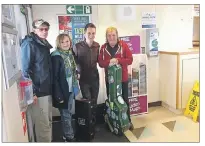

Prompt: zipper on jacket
xmin=90 ymin=47 xmax=92 ymax=68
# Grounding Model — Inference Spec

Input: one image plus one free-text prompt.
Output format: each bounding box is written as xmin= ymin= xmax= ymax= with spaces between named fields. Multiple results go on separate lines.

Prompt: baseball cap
xmin=32 ymin=19 xmax=50 ymax=29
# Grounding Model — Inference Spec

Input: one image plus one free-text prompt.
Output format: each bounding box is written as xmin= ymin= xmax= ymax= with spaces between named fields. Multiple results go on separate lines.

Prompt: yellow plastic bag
xmin=184 ymin=81 xmax=200 ymax=122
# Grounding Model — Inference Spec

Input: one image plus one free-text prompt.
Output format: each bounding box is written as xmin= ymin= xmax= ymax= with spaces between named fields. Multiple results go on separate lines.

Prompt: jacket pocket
xmin=31 ymin=75 xmax=40 ymax=94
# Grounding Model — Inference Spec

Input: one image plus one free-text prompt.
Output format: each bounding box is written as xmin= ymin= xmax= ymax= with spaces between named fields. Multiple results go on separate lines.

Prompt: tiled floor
xmin=124 ymin=106 xmax=199 ymax=142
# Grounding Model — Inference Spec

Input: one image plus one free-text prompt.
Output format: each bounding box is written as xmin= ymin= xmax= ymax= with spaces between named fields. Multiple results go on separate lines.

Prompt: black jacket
xmin=21 ymin=32 xmax=53 ymax=97
xmin=72 ymin=41 xmax=100 ymax=83
xmin=51 ymin=51 xmax=71 ymax=109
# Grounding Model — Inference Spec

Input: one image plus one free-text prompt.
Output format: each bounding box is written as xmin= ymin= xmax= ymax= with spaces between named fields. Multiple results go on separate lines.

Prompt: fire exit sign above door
xmin=66 ymin=5 xmax=92 ymax=14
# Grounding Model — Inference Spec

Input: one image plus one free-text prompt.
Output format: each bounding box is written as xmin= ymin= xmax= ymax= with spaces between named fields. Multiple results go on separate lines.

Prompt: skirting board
xmin=148 ymin=101 xmax=162 ymax=107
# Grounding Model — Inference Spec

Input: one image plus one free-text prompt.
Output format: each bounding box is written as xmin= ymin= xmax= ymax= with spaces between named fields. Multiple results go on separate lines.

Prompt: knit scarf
xmin=57 ymin=49 xmax=79 ymax=96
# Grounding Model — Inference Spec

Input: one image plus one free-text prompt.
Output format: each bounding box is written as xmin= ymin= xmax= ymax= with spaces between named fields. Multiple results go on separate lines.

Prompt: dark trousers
xmin=106 ymin=81 xmax=131 ymax=122
xmin=79 ymin=80 xmax=99 ymax=123
xmin=79 ymin=80 xmax=99 ymax=105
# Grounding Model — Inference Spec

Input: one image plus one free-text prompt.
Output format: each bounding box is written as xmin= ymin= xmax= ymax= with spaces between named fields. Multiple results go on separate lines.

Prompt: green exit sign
xmin=66 ymin=5 xmax=92 ymax=14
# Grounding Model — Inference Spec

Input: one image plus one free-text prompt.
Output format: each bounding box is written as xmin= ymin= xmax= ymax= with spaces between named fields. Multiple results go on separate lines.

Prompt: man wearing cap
xmin=21 ymin=19 xmax=53 ymax=142
xmin=98 ymin=27 xmax=134 ymax=130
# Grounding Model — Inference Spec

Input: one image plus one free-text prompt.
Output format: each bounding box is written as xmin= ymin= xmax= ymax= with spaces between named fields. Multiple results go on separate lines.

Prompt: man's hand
xmin=33 ymin=95 xmax=38 ymax=104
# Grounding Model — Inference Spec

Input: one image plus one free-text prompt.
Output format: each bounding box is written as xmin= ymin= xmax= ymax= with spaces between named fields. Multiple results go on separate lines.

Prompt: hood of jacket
xmin=21 ymin=32 xmax=53 ymax=49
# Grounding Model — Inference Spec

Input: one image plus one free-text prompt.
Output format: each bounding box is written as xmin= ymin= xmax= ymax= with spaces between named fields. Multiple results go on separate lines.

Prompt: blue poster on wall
xmin=58 ymin=15 xmax=90 ymax=45
xmin=71 ymin=16 xmax=90 ymax=44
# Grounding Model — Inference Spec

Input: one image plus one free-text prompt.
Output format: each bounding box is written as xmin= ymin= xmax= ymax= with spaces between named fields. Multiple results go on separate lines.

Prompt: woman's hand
xmin=109 ymin=58 xmax=118 ymax=66
xmin=110 ymin=58 xmax=118 ymax=64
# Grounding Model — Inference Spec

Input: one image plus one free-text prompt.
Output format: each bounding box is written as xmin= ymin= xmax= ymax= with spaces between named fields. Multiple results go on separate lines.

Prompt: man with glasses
xmin=21 ymin=19 xmax=53 ymax=142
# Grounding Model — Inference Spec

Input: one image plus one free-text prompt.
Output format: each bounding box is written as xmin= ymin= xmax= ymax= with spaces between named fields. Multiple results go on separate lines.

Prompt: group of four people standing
xmin=21 ymin=19 xmax=134 ymax=142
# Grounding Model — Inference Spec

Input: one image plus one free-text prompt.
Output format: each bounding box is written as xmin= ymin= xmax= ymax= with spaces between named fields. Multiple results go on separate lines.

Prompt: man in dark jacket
xmin=21 ymin=19 xmax=53 ymax=142
xmin=72 ymin=23 xmax=100 ymax=131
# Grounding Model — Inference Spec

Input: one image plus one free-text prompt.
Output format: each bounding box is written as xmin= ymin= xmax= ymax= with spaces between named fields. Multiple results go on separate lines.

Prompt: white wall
xmin=32 ymin=4 xmax=194 ymax=104
xmin=2 ymin=109 xmax=8 ymax=142
xmin=156 ymin=5 xmax=193 ymax=51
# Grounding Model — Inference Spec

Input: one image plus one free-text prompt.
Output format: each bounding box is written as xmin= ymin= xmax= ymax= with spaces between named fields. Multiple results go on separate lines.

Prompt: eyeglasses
xmin=38 ymin=28 xmax=49 ymax=32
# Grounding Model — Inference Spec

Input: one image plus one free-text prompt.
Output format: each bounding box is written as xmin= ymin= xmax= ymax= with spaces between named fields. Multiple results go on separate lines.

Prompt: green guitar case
xmin=104 ymin=64 xmax=130 ymax=136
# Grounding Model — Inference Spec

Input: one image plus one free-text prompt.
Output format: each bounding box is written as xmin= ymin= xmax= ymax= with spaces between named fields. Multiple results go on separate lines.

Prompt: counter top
xmin=159 ymin=47 xmax=199 ymax=55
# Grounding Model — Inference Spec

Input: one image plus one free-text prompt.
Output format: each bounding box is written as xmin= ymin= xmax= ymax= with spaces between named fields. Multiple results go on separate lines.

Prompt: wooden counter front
xmin=159 ymin=49 xmax=199 ymax=111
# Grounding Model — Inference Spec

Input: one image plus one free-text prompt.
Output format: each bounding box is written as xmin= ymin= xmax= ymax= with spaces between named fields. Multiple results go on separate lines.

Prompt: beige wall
xmin=2 ymin=82 xmax=28 ymax=142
